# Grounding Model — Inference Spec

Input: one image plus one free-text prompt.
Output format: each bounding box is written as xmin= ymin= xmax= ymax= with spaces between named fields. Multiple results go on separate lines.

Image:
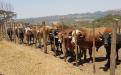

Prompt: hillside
xmin=17 ymin=9 xmax=121 ymax=25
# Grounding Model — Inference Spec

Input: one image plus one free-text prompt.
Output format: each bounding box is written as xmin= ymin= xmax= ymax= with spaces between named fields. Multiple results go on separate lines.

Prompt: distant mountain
xmin=17 ymin=9 xmax=121 ymax=25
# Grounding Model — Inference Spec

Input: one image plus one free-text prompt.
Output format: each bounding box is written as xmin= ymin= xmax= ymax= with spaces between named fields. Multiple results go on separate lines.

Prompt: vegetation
xmin=93 ymin=14 xmax=121 ymax=27
xmin=71 ymin=14 xmax=121 ymax=28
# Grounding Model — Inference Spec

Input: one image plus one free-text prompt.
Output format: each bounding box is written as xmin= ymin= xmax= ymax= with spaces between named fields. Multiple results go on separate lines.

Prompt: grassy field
xmin=0 ymin=40 xmax=121 ymax=75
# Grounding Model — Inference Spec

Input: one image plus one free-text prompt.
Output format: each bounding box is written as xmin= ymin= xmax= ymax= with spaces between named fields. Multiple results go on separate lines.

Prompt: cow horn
xmin=109 ymin=33 xmax=111 ymax=35
xmin=99 ymin=32 xmax=103 ymax=36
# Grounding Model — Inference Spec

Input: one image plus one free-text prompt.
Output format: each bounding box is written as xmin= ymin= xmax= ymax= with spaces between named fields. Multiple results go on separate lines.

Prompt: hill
xmin=17 ymin=9 xmax=121 ymax=25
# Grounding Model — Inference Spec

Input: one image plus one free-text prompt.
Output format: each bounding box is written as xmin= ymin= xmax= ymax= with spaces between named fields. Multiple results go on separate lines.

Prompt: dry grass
xmin=0 ymin=40 xmax=89 ymax=75
xmin=0 ymin=40 xmax=121 ymax=75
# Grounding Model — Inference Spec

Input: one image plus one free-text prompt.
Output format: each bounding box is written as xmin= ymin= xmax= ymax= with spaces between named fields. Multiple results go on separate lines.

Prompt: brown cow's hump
xmin=104 ymin=27 xmax=112 ymax=33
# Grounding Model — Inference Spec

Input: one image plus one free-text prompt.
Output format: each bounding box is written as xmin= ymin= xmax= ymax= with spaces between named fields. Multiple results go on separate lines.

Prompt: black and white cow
xmin=49 ymin=29 xmax=62 ymax=56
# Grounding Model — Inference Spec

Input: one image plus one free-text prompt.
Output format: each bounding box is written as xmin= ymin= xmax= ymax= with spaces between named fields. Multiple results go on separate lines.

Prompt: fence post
xmin=92 ymin=22 xmax=96 ymax=73
xmin=62 ymin=35 xmax=66 ymax=62
xmin=53 ymin=30 xmax=56 ymax=56
xmin=118 ymin=21 xmax=120 ymax=33
xmin=43 ymin=21 xmax=47 ymax=53
xmin=110 ymin=19 xmax=117 ymax=75
xmin=0 ymin=23 xmax=2 ymax=41
xmin=4 ymin=21 xmax=8 ymax=40
xmin=74 ymin=30 xmax=78 ymax=66
xmin=12 ymin=20 xmax=16 ymax=43
xmin=60 ymin=16 xmax=67 ymax=61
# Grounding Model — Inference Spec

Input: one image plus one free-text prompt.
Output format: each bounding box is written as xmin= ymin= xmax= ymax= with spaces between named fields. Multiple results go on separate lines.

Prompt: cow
xmin=98 ymin=32 xmax=121 ymax=69
xmin=25 ymin=26 xmax=36 ymax=45
xmin=35 ymin=25 xmax=54 ymax=48
xmin=7 ymin=28 xmax=13 ymax=41
xmin=35 ymin=26 xmax=43 ymax=48
xmin=71 ymin=27 xmax=112 ymax=62
xmin=57 ymin=27 xmax=76 ymax=61
xmin=15 ymin=27 xmax=25 ymax=43
xmin=48 ymin=29 xmax=62 ymax=56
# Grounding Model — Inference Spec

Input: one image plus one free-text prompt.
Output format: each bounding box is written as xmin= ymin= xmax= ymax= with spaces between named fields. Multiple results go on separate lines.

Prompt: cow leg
xmin=105 ymin=49 xmax=111 ymax=70
xmin=28 ymin=36 xmax=30 ymax=45
xmin=106 ymin=49 xmax=109 ymax=59
xmin=116 ymin=51 xmax=119 ymax=61
xmin=116 ymin=48 xmax=120 ymax=65
xmin=8 ymin=36 xmax=11 ymax=41
xmin=34 ymin=35 xmax=36 ymax=44
xmin=89 ymin=48 xmax=93 ymax=62
xmin=105 ymin=58 xmax=110 ymax=70
xmin=21 ymin=38 xmax=24 ymax=44
xmin=77 ymin=46 xmax=81 ymax=60
xmin=28 ymin=36 xmax=29 ymax=45
xmin=50 ymin=43 xmax=53 ymax=51
xmin=59 ymin=43 xmax=63 ymax=54
xmin=35 ymin=37 xmax=37 ymax=47
xmin=10 ymin=35 xmax=12 ymax=41
xmin=83 ymin=49 xmax=87 ymax=61
xmin=105 ymin=47 xmax=111 ymax=68
xmin=27 ymin=36 xmax=29 ymax=45
xmin=56 ymin=45 xmax=60 ymax=56
xmin=38 ymin=36 xmax=42 ymax=48
xmin=25 ymin=35 xmax=28 ymax=45
xmin=74 ymin=45 xmax=79 ymax=66
xmin=116 ymin=48 xmax=119 ymax=61
xmin=105 ymin=47 xmax=110 ymax=59
xmin=32 ymin=35 xmax=34 ymax=44
xmin=63 ymin=46 xmax=67 ymax=62
xmin=29 ymin=36 xmax=32 ymax=45
xmin=19 ymin=38 xmax=21 ymax=44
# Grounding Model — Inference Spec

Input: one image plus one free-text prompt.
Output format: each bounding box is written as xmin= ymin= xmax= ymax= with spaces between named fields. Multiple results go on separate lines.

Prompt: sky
xmin=3 ymin=0 xmax=121 ymax=19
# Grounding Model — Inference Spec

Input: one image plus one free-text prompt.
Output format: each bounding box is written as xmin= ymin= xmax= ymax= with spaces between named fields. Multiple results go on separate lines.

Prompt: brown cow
xmin=24 ymin=26 xmax=37 ymax=45
xmin=57 ymin=26 xmax=75 ymax=61
xmin=71 ymin=27 xmax=112 ymax=62
xmin=35 ymin=25 xmax=54 ymax=48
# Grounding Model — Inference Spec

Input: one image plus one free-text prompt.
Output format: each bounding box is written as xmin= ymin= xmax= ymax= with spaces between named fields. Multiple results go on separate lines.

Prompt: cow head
xmin=99 ymin=32 xmax=111 ymax=47
xmin=25 ymin=27 xmax=31 ymax=33
xmin=71 ymin=29 xmax=85 ymax=44
xmin=57 ymin=32 xmax=63 ymax=43
xmin=49 ymin=29 xmax=59 ymax=44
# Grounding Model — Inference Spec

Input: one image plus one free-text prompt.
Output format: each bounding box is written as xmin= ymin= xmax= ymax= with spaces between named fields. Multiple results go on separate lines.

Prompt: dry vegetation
xmin=0 ymin=40 xmax=121 ymax=75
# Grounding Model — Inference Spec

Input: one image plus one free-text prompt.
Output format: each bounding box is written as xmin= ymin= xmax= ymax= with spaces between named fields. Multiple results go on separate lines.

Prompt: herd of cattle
xmin=6 ymin=24 xmax=121 ymax=70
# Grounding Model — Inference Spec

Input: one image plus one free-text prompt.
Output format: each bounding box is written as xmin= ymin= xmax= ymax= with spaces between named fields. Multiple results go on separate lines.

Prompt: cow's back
xmin=80 ymin=27 xmax=112 ymax=42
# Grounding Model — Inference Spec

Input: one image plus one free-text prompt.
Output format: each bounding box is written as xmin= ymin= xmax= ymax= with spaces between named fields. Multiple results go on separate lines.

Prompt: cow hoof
xmin=89 ymin=58 xmax=93 ymax=63
xmin=103 ymin=66 xmax=109 ymax=71
xmin=116 ymin=60 xmax=120 ymax=65
xmin=67 ymin=56 xmax=74 ymax=63
xmin=105 ymin=62 xmax=110 ymax=69
xmin=84 ymin=58 xmax=87 ymax=61
xmin=89 ymin=60 xmax=93 ymax=63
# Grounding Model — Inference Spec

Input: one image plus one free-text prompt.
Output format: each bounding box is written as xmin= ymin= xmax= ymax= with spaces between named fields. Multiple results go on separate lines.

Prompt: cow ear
xmin=99 ymin=37 xmax=103 ymax=41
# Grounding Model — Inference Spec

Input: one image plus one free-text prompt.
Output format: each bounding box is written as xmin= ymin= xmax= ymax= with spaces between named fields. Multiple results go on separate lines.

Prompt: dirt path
xmin=0 ymin=40 xmax=121 ymax=75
